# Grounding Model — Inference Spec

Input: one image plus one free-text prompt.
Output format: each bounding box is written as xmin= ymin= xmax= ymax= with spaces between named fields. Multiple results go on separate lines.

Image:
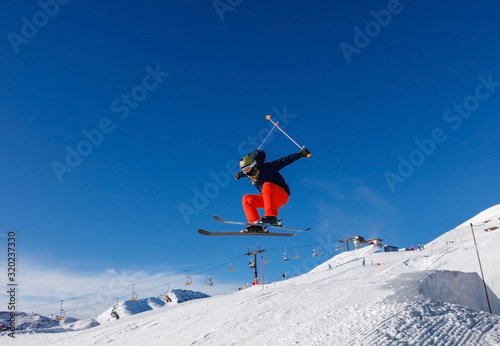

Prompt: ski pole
xmin=257 ymin=122 xmax=277 ymax=150
xmin=266 ymin=115 xmax=310 ymax=156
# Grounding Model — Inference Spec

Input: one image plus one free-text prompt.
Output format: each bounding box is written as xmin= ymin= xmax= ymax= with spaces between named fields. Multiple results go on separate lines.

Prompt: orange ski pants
xmin=243 ymin=182 xmax=289 ymax=223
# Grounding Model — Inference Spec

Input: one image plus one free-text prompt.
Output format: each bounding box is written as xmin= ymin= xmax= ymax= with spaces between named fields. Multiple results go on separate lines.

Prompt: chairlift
xmin=228 ymin=259 xmax=235 ymax=272
xmin=206 ymin=269 xmax=214 ymax=286
xmin=248 ymin=259 xmax=256 ymax=268
xmin=185 ymin=270 xmax=193 ymax=285
xmin=318 ymin=246 xmax=325 ymax=255
xmin=282 ymin=247 xmax=289 ymax=262
xmin=263 ymin=255 xmax=269 ymax=264
xmin=110 ymin=299 xmax=120 ymax=319
xmin=56 ymin=300 xmax=65 ymax=321
xmin=312 ymin=247 xmax=318 ymax=257
xmin=130 ymin=284 xmax=138 ymax=301
xmin=294 ymin=249 xmax=300 ymax=259
xmin=163 ymin=283 xmax=172 ymax=302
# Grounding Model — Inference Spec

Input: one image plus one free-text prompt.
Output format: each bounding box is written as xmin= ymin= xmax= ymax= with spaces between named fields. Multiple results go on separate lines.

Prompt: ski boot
xmin=241 ymin=225 xmax=268 ymax=233
xmin=255 ymin=216 xmax=282 ymax=227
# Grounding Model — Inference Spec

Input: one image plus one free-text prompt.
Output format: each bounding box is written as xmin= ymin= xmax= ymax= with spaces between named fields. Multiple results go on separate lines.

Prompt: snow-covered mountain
xmin=96 ymin=289 xmax=210 ymax=324
xmin=5 ymin=205 xmax=500 ymax=345
xmin=0 ymin=311 xmax=99 ymax=333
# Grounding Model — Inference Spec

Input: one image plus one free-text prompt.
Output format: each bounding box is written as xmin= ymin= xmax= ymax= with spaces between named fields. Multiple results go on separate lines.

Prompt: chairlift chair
xmin=294 ymin=249 xmax=300 ymax=259
xmin=185 ymin=276 xmax=192 ymax=285
xmin=56 ymin=301 xmax=65 ymax=321
xmin=111 ymin=302 xmax=119 ymax=319
xmin=282 ymin=247 xmax=289 ymax=262
xmin=130 ymin=284 xmax=138 ymax=301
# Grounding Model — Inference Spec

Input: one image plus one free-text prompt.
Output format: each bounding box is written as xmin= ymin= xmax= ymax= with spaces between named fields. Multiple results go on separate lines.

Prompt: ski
xmin=198 ymin=229 xmax=296 ymax=237
xmin=212 ymin=215 xmax=311 ymax=232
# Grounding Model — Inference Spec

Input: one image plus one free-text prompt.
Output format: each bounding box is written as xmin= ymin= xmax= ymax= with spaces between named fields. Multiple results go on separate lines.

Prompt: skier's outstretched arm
xmin=268 ymin=147 xmax=311 ymax=172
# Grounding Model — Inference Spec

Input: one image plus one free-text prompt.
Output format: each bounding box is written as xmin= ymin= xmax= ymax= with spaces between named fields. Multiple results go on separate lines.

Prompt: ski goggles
xmin=241 ymin=161 xmax=257 ymax=175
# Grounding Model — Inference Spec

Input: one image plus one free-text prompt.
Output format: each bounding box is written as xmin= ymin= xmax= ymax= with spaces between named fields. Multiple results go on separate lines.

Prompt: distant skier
xmin=235 ymin=148 xmax=311 ymax=232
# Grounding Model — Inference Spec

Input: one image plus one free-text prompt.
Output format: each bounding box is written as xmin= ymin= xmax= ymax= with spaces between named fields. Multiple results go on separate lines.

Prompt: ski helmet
xmin=240 ymin=155 xmax=257 ymax=175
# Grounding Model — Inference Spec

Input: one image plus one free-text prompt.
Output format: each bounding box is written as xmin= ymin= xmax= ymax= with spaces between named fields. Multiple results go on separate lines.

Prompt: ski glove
xmin=235 ymin=172 xmax=241 ymax=180
xmin=300 ymin=147 xmax=311 ymax=158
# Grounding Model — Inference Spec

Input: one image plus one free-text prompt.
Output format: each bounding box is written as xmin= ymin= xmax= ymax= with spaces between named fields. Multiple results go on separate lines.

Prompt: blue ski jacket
xmin=236 ymin=150 xmax=302 ymax=195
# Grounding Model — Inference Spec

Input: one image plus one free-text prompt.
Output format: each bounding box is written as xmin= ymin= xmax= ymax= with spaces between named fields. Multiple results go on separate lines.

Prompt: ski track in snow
xmin=5 ymin=205 xmax=500 ymax=345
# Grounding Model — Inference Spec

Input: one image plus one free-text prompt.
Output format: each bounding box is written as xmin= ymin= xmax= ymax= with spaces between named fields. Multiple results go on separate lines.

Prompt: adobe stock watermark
xmin=7 ymin=0 xmax=71 ymax=54
xmin=51 ymin=64 xmax=169 ymax=182
xmin=340 ymin=0 xmax=408 ymax=64
xmin=213 ymin=0 xmax=243 ymax=21
xmin=384 ymin=74 xmax=500 ymax=192
xmin=178 ymin=106 xmax=297 ymax=224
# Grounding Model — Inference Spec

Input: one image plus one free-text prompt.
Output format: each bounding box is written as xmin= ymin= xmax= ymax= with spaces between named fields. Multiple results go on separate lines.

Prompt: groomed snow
xmin=5 ymin=205 xmax=500 ymax=345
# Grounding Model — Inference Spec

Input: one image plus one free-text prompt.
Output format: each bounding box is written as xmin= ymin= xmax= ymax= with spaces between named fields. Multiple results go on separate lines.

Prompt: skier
xmin=235 ymin=148 xmax=310 ymax=232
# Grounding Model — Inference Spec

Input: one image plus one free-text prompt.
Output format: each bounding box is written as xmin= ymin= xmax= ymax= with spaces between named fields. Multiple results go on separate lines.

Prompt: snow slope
xmin=6 ymin=205 xmax=500 ymax=345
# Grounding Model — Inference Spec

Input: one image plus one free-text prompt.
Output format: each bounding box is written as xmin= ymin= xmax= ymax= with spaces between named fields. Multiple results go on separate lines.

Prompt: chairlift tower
xmin=338 ymin=238 xmax=352 ymax=252
xmin=245 ymin=246 xmax=266 ymax=285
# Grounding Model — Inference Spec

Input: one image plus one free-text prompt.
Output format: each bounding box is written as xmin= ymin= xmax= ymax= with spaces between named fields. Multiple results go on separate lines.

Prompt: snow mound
xmin=386 ymin=271 xmax=500 ymax=314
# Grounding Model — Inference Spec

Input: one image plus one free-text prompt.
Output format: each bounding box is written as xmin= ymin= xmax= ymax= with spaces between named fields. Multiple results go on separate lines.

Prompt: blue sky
xmin=1 ymin=0 xmax=500 ymax=316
